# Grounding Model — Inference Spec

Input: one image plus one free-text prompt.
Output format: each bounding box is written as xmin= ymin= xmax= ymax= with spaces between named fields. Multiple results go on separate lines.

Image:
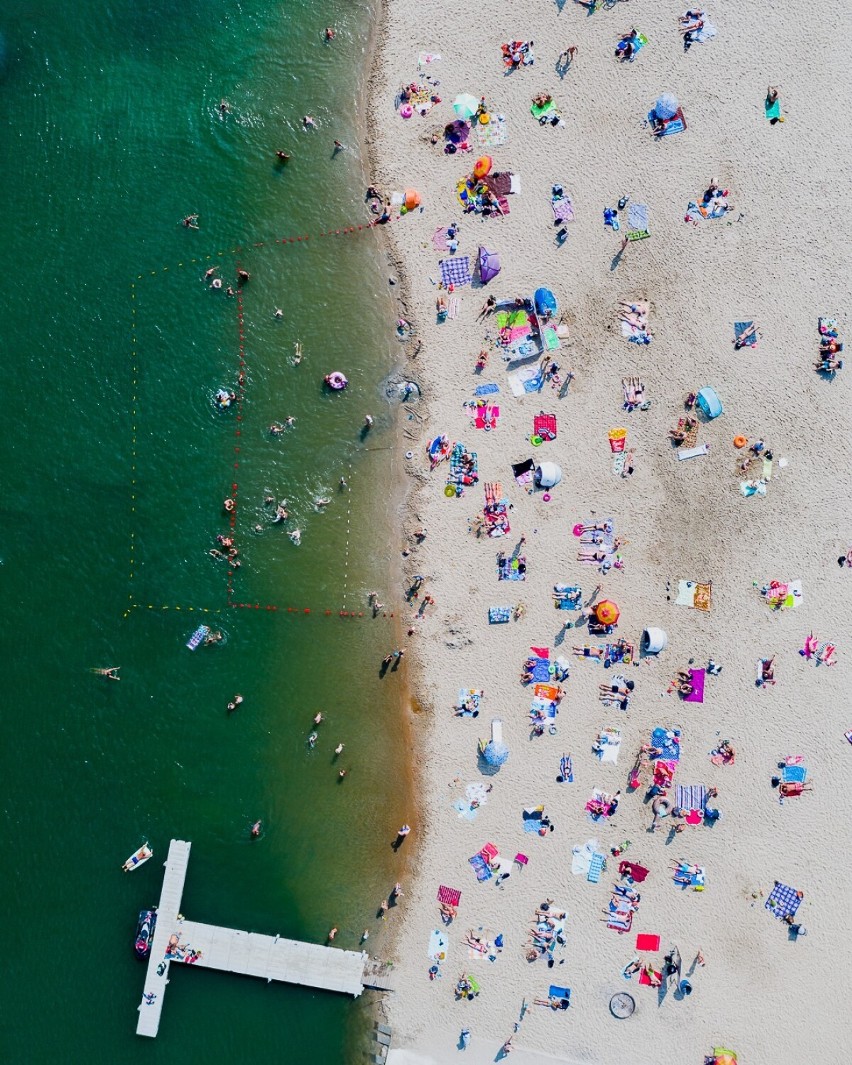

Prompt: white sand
xmin=367 ymin=3 xmax=852 ymax=1062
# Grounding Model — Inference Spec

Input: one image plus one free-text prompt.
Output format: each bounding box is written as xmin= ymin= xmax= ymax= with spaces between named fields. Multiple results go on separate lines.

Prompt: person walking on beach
xmin=364 ymin=414 xmax=374 ymax=430
xmin=392 ymin=824 xmax=411 ymax=850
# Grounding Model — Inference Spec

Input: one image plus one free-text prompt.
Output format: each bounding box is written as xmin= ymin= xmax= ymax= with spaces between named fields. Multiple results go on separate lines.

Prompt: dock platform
xmin=136 ymin=839 xmax=380 ymax=1038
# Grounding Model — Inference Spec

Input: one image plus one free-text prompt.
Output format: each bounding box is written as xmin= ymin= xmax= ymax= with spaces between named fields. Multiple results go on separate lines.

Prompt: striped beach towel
xmin=587 ymin=853 xmax=605 ymax=883
xmin=437 ymin=885 xmax=461 ymax=906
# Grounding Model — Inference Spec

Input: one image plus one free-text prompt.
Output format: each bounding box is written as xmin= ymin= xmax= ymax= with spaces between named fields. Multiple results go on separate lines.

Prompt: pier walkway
xmin=136 ymin=839 xmax=382 ymax=1038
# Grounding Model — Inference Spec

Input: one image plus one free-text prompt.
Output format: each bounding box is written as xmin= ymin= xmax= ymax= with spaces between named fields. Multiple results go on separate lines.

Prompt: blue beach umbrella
xmin=482 ymin=740 xmax=510 ymax=767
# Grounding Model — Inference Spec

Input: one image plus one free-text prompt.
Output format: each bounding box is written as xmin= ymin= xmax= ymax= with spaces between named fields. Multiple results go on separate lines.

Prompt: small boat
xmin=122 ymin=842 xmax=153 ymax=872
xmin=135 ymin=908 xmax=158 ymax=958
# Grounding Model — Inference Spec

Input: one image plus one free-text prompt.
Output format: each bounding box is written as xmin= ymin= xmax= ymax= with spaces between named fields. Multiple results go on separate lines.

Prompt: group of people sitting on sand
xmin=814 ymin=321 xmax=843 ymax=374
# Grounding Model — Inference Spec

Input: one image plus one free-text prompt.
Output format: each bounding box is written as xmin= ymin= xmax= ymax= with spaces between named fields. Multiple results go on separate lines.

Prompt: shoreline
xmin=365 ymin=3 xmax=851 ymax=1065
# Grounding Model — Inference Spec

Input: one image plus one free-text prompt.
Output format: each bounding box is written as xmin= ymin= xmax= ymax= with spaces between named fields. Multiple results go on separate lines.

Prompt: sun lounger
xmin=587 ymin=853 xmax=605 ymax=883
xmin=677 ymin=442 xmax=709 ymax=460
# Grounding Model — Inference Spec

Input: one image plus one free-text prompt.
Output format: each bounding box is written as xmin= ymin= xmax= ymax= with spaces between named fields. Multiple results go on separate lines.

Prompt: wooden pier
xmin=136 ymin=839 xmax=386 ymax=1038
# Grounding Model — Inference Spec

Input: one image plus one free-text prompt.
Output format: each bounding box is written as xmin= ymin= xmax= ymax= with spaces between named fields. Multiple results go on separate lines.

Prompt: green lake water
xmin=1 ymin=3 xmax=411 ymax=1060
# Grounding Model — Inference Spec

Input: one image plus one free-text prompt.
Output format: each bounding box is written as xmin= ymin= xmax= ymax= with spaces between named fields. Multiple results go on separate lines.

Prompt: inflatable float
xmin=324 ymin=371 xmax=348 ymax=391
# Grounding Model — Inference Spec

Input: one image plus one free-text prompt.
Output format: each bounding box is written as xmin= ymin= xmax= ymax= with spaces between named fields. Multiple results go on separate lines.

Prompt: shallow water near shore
xmin=1 ymin=2 xmax=410 ymax=1060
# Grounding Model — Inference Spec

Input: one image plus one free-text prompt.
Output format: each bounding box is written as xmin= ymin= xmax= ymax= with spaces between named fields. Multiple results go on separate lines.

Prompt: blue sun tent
xmin=534 ymin=287 xmax=558 ymax=318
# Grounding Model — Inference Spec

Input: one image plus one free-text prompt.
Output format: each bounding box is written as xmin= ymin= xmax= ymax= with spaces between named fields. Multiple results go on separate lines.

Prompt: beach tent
xmin=478 ymin=246 xmax=501 ymax=283
xmin=696 ymin=386 xmax=723 ymax=419
xmin=534 ymin=288 xmax=558 ymax=318
xmin=535 ymin=462 xmax=562 ymax=489
xmin=653 ymin=93 xmax=679 ymax=119
xmin=404 ymin=189 xmax=422 ymax=210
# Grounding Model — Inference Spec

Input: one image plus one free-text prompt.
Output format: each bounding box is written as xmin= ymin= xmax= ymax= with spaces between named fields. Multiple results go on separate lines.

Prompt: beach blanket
xmin=531 ymin=98 xmax=557 ymax=121
xmin=428 ymin=929 xmax=448 ymax=960
xmin=782 ymin=764 xmax=807 ymax=784
xmin=456 ymin=689 xmax=482 ymax=717
xmin=585 ymin=789 xmax=617 ymax=822
xmin=417 ymin=51 xmax=441 ymax=66
xmin=552 ymin=197 xmax=574 ymax=223
xmin=558 ymin=753 xmax=573 ymax=783
xmin=528 ymin=656 xmax=551 ymax=682
xmin=734 ymin=321 xmax=758 ymax=347
xmin=685 ymin=198 xmax=730 ymax=222
xmin=523 ymin=810 xmax=545 ymax=834
xmin=437 ymin=884 xmax=462 ymax=906
xmin=620 ymin=319 xmax=651 ymax=344
xmin=690 ymin=19 xmax=717 ymax=43
xmin=439 ymin=256 xmax=471 ymax=288
xmin=512 ymin=459 xmax=535 ymax=486
xmin=762 ymin=579 xmax=803 ymax=609
xmin=498 ymin=554 xmax=526 ymax=581
xmin=672 ymin=417 xmax=699 ymax=449
xmin=651 ymin=727 xmax=682 ymax=762
xmin=673 ymin=864 xmax=705 ymax=889
xmin=635 ymin=933 xmax=659 ymax=951
xmin=533 ymin=413 xmax=557 ymax=441
xmin=477 ymin=114 xmax=507 ymax=148
xmin=675 ymin=580 xmax=712 ymax=610
xmin=818 ymin=317 xmax=839 ymax=337
xmin=571 ymin=839 xmax=599 ymax=876
xmin=467 ymin=927 xmax=498 ymax=962
xmin=488 ymin=605 xmax=511 ymax=624
xmin=447 ymin=442 xmax=478 ymax=489
xmin=766 ymin=882 xmax=801 ymax=920
xmin=508 ymin=364 xmax=544 ymax=396
xmin=682 ymin=668 xmax=706 ymax=704
xmin=621 ymin=862 xmax=650 ymax=884
xmin=554 ymin=587 xmax=581 ymax=610
xmin=474 ymin=382 xmax=500 ymax=396
xmin=596 ymin=727 xmax=622 ymax=764
xmin=676 ymin=783 xmax=707 ymax=815
xmin=484 ymin=172 xmax=515 ymax=198
xmin=649 ymin=107 xmax=687 ymax=136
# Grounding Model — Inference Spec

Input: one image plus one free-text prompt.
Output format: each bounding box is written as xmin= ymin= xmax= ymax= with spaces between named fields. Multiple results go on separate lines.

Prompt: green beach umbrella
xmin=453 ymin=93 xmax=480 ymax=120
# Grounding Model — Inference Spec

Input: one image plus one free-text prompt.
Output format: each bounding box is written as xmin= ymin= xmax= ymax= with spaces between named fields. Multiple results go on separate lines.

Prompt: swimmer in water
xmin=293 ymin=341 xmax=303 ymax=365
xmin=308 ymin=732 xmax=318 ymax=748
xmin=284 ymin=416 xmax=295 ymax=427
xmin=325 ymin=27 xmax=336 ymax=40
xmin=211 ymin=277 xmax=223 ymax=289
xmin=219 ymin=99 xmax=230 ymax=116
xmin=314 ymin=497 xmax=331 ymax=507
xmin=91 ymin=666 xmax=120 ymax=680
xmin=273 ymin=308 xmax=284 ymax=319
xmin=303 ymin=115 xmax=316 ymax=129
xmin=250 ymin=820 xmax=262 ymax=837
xmin=269 ymin=423 xmax=284 ymax=436
xmin=181 ymin=214 xmax=199 ymax=230
xmin=272 ymin=503 xmax=288 ymax=523
xmin=339 ymin=476 xmax=348 ymax=491
xmin=334 ymin=743 xmax=345 ymax=756
xmin=275 ymin=151 xmax=290 ymax=163
xmin=289 ymin=528 xmax=302 ymax=545
xmin=204 ymin=267 xmax=217 ymax=280
xmin=314 ymin=712 xmax=324 ymax=725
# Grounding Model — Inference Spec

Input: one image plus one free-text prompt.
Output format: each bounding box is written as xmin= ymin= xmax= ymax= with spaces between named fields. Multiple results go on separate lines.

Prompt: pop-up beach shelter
xmin=696 ymin=386 xmax=723 ymax=419
xmin=534 ymin=287 xmax=558 ymax=318
xmin=478 ymin=246 xmax=501 ymax=283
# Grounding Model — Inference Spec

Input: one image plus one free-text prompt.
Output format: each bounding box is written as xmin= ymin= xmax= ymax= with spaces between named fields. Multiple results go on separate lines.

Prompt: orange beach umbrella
xmin=596 ymin=600 xmax=620 ymax=625
xmin=404 ymin=189 xmax=421 ymax=210
xmin=473 ymin=155 xmax=493 ymax=180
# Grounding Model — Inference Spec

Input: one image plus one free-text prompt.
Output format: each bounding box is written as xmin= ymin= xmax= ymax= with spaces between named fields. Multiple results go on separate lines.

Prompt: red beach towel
xmin=533 ymin=413 xmax=557 ymax=440
xmin=635 ymin=933 xmax=660 ymax=952
xmin=437 ymin=885 xmax=462 ymax=906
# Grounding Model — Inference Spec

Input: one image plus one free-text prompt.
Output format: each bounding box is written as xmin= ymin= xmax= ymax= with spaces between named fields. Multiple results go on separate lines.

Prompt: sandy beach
xmin=364 ymin=2 xmax=852 ymax=1063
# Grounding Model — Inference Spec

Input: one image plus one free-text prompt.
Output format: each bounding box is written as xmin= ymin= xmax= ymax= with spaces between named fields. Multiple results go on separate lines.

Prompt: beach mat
xmin=635 ymin=933 xmax=660 ymax=951
xmin=428 ymin=929 xmax=448 ymax=959
xmin=437 ymin=885 xmax=462 ymax=906
xmin=533 ymin=413 xmax=557 ymax=441
xmin=734 ymin=321 xmax=757 ymax=347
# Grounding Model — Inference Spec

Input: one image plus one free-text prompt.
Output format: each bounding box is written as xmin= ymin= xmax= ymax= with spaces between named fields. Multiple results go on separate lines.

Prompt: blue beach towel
xmin=531 ymin=657 xmax=552 ymax=682
xmin=735 ymin=321 xmax=757 ymax=347
xmin=468 ymin=854 xmax=493 ymax=881
xmin=765 ymin=881 xmax=801 ymax=920
xmin=474 ymin=383 xmax=500 ymax=396
xmin=489 ymin=606 xmax=511 ymax=624
xmin=587 ymin=853 xmax=605 ymax=883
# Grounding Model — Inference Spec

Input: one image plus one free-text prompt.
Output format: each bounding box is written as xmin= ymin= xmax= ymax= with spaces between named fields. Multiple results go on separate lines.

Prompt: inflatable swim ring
xmin=542 ymin=493 xmax=551 ymax=502
xmin=324 ymin=372 xmax=348 ymax=391
xmin=400 ymin=104 xmax=413 ymax=119
xmin=479 ymin=113 xmax=490 ymax=125
xmin=651 ymin=797 xmax=671 ymax=818
xmin=733 ymin=435 xmax=747 ymax=449
xmin=444 ymin=485 xmax=456 ymax=498
xmin=530 ymin=434 xmax=543 ymax=446
xmin=572 ymin=523 xmax=585 ymax=537
xmin=405 ymin=450 xmax=414 ymax=459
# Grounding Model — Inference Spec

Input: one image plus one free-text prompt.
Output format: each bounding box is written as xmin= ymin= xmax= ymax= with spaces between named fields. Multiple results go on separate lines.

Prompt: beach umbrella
xmin=453 ymin=93 xmax=480 ymax=119
xmin=478 ymin=246 xmax=501 ymax=283
xmin=445 ymin=119 xmax=470 ymax=143
xmin=404 ymin=189 xmax=422 ymax=210
xmin=473 ymin=155 xmax=493 ymax=179
xmin=712 ymin=1053 xmax=738 ymax=1065
xmin=482 ymin=740 xmax=509 ymax=767
xmin=654 ymin=93 xmax=679 ymax=119
xmin=596 ymin=600 xmax=620 ymax=626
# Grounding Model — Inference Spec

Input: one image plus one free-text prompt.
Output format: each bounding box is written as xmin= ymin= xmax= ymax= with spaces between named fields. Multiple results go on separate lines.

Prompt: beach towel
xmin=734 ymin=321 xmax=758 ymax=348
xmin=474 ymin=404 xmax=500 ymax=429
xmin=548 ymin=985 xmax=571 ymax=1007
xmin=474 ymin=383 xmax=500 ymax=396
xmin=488 ymin=605 xmax=511 ymax=624
xmin=621 ymin=862 xmax=650 ymax=884
xmin=439 ymin=256 xmax=471 ymax=289
xmin=587 ymin=852 xmax=605 ymax=883
xmin=533 ymin=413 xmax=557 ymax=441
xmin=431 ymin=227 xmax=449 ymax=251
xmin=649 ymin=107 xmax=687 ymax=136
xmin=765 ymin=97 xmax=781 ymax=121
xmin=782 ymin=764 xmax=807 ymax=784
xmin=639 ymin=968 xmax=662 ymax=987
xmin=818 ymin=317 xmax=839 ymax=337
xmin=552 ymin=197 xmax=574 ymax=223
xmin=677 ymin=442 xmax=709 ymax=460
xmin=676 ymin=783 xmax=707 ymax=814
xmin=558 ymin=753 xmax=574 ymax=783
xmin=607 ymin=911 xmax=633 ymax=933
xmin=428 ymin=929 xmax=448 ymax=960
xmin=691 ymin=20 xmax=717 ymax=43
xmin=765 ymin=881 xmax=801 ymax=921
xmin=531 ymin=98 xmax=557 ymax=121
xmin=417 ymin=51 xmax=441 ymax=66
xmin=672 ymin=417 xmax=699 ymax=449
xmin=512 ymin=458 xmax=535 ymax=486
xmin=484 ymin=172 xmax=514 ymax=198
xmin=682 ymin=668 xmax=706 ymax=703
xmin=635 ymin=933 xmax=659 ymax=951
xmin=596 ymin=727 xmax=622 ymax=764
xmin=627 ymin=203 xmax=649 ymax=233
xmin=468 ymin=854 xmax=492 ymax=881
xmin=477 ymin=114 xmax=508 ymax=148
xmin=437 ymin=885 xmax=461 ymax=907
xmin=676 ymin=580 xmax=712 ymax=610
